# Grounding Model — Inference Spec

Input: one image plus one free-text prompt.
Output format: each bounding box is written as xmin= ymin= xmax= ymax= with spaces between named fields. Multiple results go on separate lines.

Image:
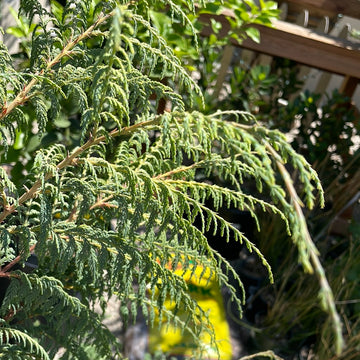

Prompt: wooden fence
xmin=200 ymin=0 xmax=360 ymax=110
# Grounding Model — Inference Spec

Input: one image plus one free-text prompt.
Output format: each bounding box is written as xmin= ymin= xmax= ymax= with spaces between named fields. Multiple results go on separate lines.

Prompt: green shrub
xmin=0 ymin=1 xmax=340 ymax=358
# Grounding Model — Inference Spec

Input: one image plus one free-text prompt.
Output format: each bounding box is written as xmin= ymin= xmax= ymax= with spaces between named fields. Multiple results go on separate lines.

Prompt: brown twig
xmin=0 ymin=11 xmax=115 ymax=123
xmin=89 ymin=195 xmax=116 ymax=210
xmin=1 ymin=244 xmax=37 ymax=275
xmin=0 ymin=118 xmax=160 ymax=224
xmin=153 ymin=162 xmax=201 ymax=179
xmin=3 ymin=307 xmax=16 ymax=322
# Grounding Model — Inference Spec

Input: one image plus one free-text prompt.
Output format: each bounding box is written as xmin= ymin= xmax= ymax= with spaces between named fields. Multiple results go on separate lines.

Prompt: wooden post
xmin=339 ymin=76 xmax=359 ymax=99
xmin=213 ymin=45 xmax=234 ymax=99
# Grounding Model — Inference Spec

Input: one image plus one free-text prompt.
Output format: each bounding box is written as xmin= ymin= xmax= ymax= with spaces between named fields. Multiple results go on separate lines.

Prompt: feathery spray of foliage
xmin=0 ymin=0 xmax=340 ymax=358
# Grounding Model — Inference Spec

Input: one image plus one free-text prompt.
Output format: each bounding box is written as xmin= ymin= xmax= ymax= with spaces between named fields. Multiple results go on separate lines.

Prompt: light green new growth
xmin=0 ymin=0 xmax=342 ymax=358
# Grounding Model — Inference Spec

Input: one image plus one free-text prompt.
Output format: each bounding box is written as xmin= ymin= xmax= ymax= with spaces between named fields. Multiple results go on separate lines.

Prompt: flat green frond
xmin=0 ymin=168 xmax=17 ymax=205
xmin=130 ymin=38 xmax=202 ymax=101
xmin=19 ymin=0 xmax=51 ymax=27
xmin=0 ymin=327 xmax=50 ymax=360
xmin=33 ymin=144 xmax=67 ymax=183
xmin=1 ymin=273 xmax=121 ymax=358
xmin=0 ymin=228 xmax=16 ymax=267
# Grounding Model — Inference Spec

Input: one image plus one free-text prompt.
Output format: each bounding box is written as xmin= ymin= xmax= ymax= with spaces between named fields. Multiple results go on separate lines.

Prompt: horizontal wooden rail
xmin=200 ymin=14 xmax=360 ymax=79
xmin=280 ymin=0 xmax=360 ymax=20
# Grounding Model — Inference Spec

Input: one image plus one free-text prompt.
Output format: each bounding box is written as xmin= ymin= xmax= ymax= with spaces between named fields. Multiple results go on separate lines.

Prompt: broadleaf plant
xmin=0 ymin=0 xmax=342 ymax=359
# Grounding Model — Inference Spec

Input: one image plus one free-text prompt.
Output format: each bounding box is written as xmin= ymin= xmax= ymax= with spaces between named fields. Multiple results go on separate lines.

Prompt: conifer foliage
xmin=0 ymin=0 xmax=337 ymax=358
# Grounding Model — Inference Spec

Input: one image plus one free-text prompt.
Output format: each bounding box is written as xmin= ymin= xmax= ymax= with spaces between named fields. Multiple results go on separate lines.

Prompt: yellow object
xmin=149 ymin=260 xmax=232 ymax=359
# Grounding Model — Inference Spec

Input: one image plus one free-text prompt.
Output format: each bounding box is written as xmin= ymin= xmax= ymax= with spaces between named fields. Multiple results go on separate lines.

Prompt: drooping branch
xmin=265 ymin=142 xmax=344 ymax=355
xmin=0 ymin=118 xmax=160 ymax=223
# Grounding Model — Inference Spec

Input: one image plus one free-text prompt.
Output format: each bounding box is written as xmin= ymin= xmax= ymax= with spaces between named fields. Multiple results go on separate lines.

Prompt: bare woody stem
xmin=89 ymin=195 xmax=116 ymax=210
xmin=0 ymin=11 xmax=115 ymax=122
xmin=153 ymin=152 xmax=256 ymax=180
xmin=154 ymin=162 xmax=201 ymax=179
xmin=1 ymin=244 xmax=37 ymax=274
